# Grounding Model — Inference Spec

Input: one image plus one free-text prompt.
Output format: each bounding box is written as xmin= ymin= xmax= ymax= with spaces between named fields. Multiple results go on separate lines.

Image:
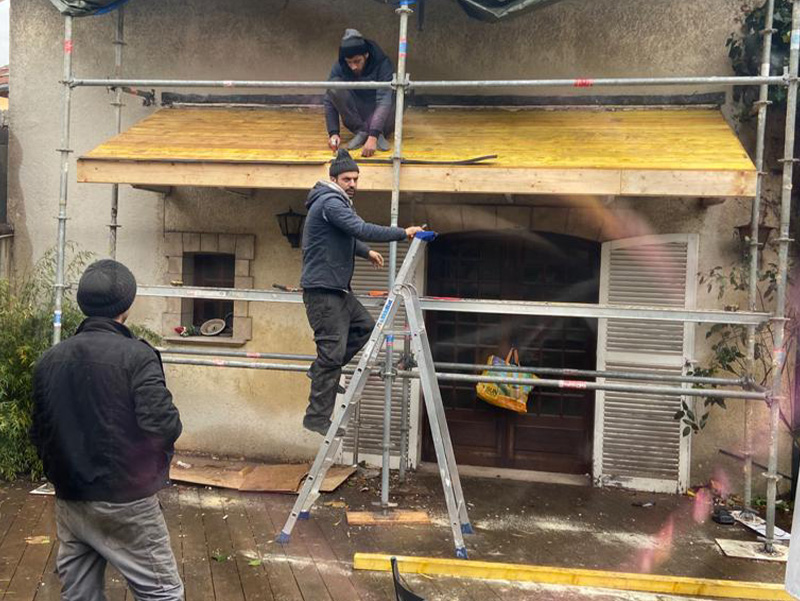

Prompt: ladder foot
xmin=275 ymin=532 xmax=291 ymax=544
xmin=298 ymin=511 xmax=311 ymax=520
xmin=455 ymin=547 xmax=468 ymax=559
xmin=461 ymin=523 xmax=474 ymax=535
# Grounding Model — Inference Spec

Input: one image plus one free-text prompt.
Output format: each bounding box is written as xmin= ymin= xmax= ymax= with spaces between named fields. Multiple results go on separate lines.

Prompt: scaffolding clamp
xmin=752 ymin=99 xmax=772 ymax=108
xmin=391 ymin=73 xmax=411 ymax=90
xmin=761 ymin=471 xmax=783 ymax=482
xmin=760 ymin=28 xmax=778 ymax=35
xmin=55 ymin=148 xmax=74 ymax=154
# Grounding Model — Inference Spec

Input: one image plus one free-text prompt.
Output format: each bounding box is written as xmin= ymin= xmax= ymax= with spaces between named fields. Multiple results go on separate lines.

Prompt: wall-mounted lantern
xmin=276 ymin=209 xmax=306 ymax=249
xmin=734 ymin=221 xmax=775 ymax=260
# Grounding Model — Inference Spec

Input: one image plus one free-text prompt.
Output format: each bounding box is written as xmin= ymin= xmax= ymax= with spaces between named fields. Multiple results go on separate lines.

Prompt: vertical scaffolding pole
xmin=765 ymin=0 xmax=800 ymax=553
xmin=744 ymin=0 xmax=776 ymax=513
xmin=381 ymin=0 xmax=412 ymax=508
xmin=109 ymin=8 xmax=124 ymax=258
xmin=53 ymin=16 xmax=74 ymax=345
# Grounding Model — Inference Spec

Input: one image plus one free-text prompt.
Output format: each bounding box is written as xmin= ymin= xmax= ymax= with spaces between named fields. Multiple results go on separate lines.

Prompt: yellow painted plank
xmin=352 ymin=553 xmax=791 ymax=600
xmin=82 ymin=106 xmax=755 ymax=172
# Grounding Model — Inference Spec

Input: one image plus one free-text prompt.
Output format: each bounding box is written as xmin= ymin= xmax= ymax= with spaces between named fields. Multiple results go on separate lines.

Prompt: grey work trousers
xmin=55 ymin=495 xmax=183 ymax=601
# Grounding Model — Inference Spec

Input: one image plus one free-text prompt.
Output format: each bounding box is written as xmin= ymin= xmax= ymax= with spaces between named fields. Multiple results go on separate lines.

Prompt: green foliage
xmin=0 ymin=247 xmax=162 ymax=481
xmin=677 ymin=259 xmax=796 ymax=436
xmin=0 ymin=246 xmax=90 ymax=480
xmin=727 ymin=0 xmax=794 ymax=114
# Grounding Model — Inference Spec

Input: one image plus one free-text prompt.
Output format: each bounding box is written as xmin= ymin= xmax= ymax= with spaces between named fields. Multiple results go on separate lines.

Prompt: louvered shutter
xmin=341 ymin=241 xmax=420 ymax=469
xmin=594 ymin=234 xmax=698 ymax=493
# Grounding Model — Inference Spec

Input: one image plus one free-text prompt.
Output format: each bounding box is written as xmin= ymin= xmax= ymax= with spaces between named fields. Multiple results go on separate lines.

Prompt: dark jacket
xmin=300 ymin=181 xmax=405 ymax=291
xmin=31 ymin=317 xmax=182 ymax=503
xmin=325 ymin=37 xmax=394 ymax=137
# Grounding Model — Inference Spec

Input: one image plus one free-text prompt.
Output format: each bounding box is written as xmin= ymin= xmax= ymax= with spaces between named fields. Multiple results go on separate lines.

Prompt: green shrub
xmin=0 ymin=247 xmax=161 ymax=481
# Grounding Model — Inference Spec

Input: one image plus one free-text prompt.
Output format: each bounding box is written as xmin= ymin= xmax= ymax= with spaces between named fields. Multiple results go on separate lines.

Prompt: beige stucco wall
xmin=11 ymin=0 xmax=791 ymax=492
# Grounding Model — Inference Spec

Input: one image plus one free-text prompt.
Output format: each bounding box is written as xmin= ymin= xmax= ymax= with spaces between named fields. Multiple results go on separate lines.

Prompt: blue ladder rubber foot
xmin=415 ymin=231 xmax=437 ymax=242
xmin=455 ymin=547 xmax=469 ymax=559
xmin=275 ymin=532 xmax=291 ymax=544
xmin=461 ymin=523 xmax=474 ymax=535
xmin=298 ymin=511 xmax=311 ymax=520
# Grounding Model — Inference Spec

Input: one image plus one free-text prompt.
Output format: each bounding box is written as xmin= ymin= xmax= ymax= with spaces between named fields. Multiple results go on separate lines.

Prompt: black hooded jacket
xmin=324 ymin=36 xmax=395 ymax=137
xmin=300 ymin=181 xmax=405 ymax=291
xmin=31 ymin=317 xmax=182 ymax=503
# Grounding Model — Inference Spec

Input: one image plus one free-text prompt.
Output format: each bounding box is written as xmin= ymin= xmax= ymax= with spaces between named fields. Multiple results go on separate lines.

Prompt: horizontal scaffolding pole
xmin=396 ymin=370 xmax=767 ymax=401
xmin=410 ymin=76 xmax=788 ymax=89
xmin=433 ymin=361 xmax=742 ymax=387
xmin=138 ymin=285 xmax=769 ymax=325
xmin=69 ymin=78 xmax=394 ymax=90
xmin=157 ymin=347 xmax=743 ymax=387
xmin=158 ymin=357 xmax=765 ymax=401
xmin=68 ymin=75 xmax=788 ymax=90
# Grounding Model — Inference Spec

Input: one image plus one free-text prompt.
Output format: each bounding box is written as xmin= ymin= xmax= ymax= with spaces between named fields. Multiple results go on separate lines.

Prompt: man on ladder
xmin=300 ymin=148 xmax=424 ymax=436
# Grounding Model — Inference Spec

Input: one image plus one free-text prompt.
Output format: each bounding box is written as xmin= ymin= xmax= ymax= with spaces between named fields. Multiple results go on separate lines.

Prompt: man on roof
xmin=325 ymin=29 xmax=395 ymax=158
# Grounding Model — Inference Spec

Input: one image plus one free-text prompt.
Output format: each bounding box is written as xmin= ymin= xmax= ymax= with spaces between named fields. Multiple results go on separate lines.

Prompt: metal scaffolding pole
xmin=157 ymin=355 xmax=765 ymax=401
xmin=68 ymin=75 xmax=786 ymax=90
xmin=764 ymin=0 xmax=800 ymax=554
xmin=380 ymin=0 xmax=413 ymax=509
xmin=109 ymin=8 xmax=124 ymax=258
xmin=53 ymin=16 xmax=74 ymax=345
xmin=744 ymin=0 xmax=776 ymax=514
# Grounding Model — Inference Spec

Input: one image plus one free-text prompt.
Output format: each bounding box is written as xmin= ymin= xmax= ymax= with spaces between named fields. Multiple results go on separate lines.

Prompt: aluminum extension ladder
xmin=276 ymin=232 xmax=473 ymax=558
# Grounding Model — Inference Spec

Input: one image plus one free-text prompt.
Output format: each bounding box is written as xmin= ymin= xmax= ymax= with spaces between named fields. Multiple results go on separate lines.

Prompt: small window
xmin=187 ymin=253 xmax=234 ymax=335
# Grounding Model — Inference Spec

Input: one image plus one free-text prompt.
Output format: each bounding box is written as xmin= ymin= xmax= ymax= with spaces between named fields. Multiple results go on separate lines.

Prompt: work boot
xmin=376 ymin=134 xmax=391 ymax=152
xmin=302 ymin=416 xmax=346 ymax=438
xmin=345 ymin=131 xmax=369 ymax=150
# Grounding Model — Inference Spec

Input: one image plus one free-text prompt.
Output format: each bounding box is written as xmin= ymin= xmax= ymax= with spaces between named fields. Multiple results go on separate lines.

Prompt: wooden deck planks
xmin=0 ymin=495 xmax=47 ymax=596
xmin=178 ymin=487 xmax=216 ymax=601
xmin=221 ymin=492 xmax=275 ymax=601
xmin=4 ymin=496 xmax=56 ymax=601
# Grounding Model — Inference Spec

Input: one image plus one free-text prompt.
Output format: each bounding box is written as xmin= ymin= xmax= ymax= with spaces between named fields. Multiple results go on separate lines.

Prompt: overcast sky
xmin=0 ymin=1 xmax=8 ymax=67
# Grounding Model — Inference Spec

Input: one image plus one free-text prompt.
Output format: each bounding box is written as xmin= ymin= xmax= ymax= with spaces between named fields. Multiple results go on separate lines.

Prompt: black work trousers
xmin=326 ymin=86 xmax=396 ymax=137
xmin=303 ymin=289 xmax=375 ymax=426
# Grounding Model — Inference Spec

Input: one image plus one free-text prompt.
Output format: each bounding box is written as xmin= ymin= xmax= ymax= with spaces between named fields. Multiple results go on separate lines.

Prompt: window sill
xmin=162 ymin=336 xmax=248 ymax=348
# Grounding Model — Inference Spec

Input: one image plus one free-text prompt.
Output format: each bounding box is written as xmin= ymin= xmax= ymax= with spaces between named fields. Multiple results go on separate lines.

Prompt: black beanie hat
xmin=77 ymin=259 xmax=137 ymax=318
xmin=329 ymin=149 xmax=360 ymax=178
xmin=340 ymin=28 xmax=368 ymax=58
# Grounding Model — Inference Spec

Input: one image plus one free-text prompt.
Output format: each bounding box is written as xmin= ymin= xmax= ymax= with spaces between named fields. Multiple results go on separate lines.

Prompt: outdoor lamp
xmin=275 ymin=209 xmax=305 ymax=248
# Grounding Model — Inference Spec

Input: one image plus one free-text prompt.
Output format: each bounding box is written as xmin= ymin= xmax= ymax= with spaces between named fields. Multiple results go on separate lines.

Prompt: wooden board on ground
xmin=716 ymin=538 xmax=788 ymax=562
xmin=169 ymin=455 xmax=355 ymax=494
xmin=319 ymin=466 xmax=357 ymax=493
xmin=346 ymin=510 xmax=431 ymax=526
xmin=240 ymin=464 xmax=308 ymax=493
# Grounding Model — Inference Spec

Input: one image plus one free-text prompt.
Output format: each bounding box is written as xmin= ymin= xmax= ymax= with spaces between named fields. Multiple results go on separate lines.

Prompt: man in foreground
xmin=324 ymin=28 xmax=395 ymax=157
xmin=31 ymin=259 xmax=183 ymax=601
xmin=300 ymin=149 xmax=423 ymax=435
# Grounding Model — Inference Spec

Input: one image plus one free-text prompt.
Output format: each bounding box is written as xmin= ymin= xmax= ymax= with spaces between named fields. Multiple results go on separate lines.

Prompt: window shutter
xmin=342 ymin=242 xmax=416 ymax=468
xmin=594 ymin=234 xmax=698 ymax=493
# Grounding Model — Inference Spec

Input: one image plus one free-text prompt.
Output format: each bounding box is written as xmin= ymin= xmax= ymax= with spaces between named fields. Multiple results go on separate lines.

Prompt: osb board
xmin=169 ymin=455 xmax=355 ymax=494
xmin=82 ymin=106 xmax=754 ymax=172
xmin=716 ymin=538 xmax=788 ymax=562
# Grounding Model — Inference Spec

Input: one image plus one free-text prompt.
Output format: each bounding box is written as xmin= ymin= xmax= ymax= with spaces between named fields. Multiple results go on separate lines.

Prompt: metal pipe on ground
xmin=764 ymin=0 xmax=800 ymax=553
xmin=52 ymin=16 xmax=74 ymax=346
xmin=743 ymin=0 xmax=776 ymax=514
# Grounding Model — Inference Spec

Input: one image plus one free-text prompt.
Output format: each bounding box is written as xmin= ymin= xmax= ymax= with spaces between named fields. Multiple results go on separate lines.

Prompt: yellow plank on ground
xmin=352 ymin=553 xmax=791 ymax=600
xmin=346 ymin=511 xmax=431 ymax=525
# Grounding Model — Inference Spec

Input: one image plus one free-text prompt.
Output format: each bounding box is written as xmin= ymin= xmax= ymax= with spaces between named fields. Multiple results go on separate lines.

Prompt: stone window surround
xmin=162 ymin=231 xmax=255 ymax=345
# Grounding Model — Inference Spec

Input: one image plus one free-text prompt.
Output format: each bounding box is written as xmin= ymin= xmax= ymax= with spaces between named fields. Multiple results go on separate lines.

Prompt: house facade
xmin=8 ymin=0 xmax=791 ymax=495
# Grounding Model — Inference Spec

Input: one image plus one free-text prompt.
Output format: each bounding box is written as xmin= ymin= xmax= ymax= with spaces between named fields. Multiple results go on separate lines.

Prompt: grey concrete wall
xmin=10 ymin=0 xmax=790 ymax=493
